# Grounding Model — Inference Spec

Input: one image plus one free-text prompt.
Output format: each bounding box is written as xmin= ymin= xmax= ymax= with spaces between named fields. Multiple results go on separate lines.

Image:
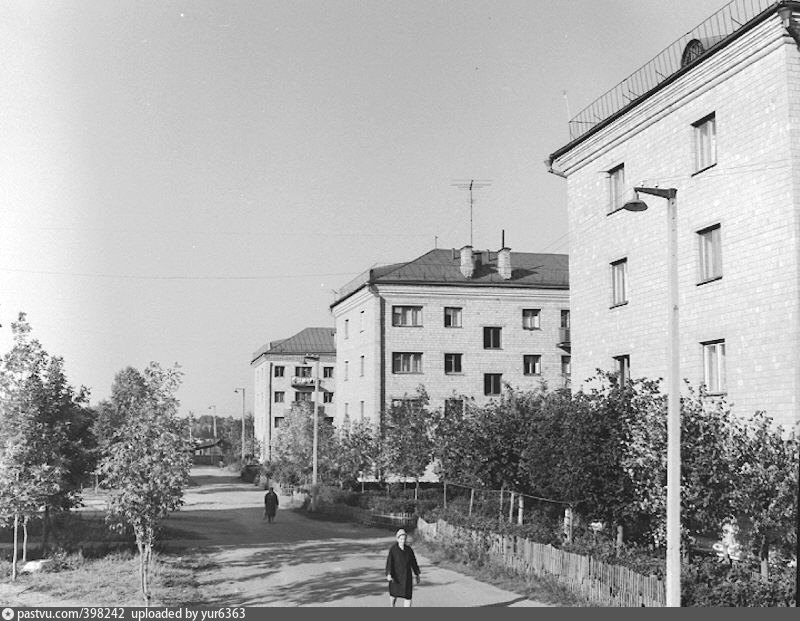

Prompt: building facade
xmin=547 ymin=0 xmax=800 ymax=428
xmin=251 ymin=327 xmax=336 ymax=461
xmin=330 ymin=247 xmax=570 ymax=425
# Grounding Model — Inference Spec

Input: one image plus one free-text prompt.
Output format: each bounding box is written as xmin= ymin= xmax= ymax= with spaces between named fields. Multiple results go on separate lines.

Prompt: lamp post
xmin=622 ymin=186 xmax=681 ymax=607
xmin=234 ymin=388 xmax=246 ymax=463
xmin=208 ymin=405 xmax=217 ymax=438
xmin=303 ymin=354 xmax=321 ymax=486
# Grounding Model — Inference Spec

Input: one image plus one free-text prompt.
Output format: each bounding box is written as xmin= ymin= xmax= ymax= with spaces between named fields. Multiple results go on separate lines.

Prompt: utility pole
xmin=208 ymin=405 xmax=217 ymax=437
xmin=234 ymin=388 xmax=246 ymax=463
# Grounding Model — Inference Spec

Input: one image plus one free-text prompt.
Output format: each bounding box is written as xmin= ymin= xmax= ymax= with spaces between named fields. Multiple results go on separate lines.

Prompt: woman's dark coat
xmin=264 ymin=490 xmax=279 ymax=517
xmin=385 ymin=543 xmax=420 ymax=599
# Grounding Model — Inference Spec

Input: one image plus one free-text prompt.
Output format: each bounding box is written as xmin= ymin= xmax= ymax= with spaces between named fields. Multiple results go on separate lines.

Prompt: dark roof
xmin=332 ymin=248 xmax=569 ymax=309
xmin=251 ymin=326 xmax=336 ymax=363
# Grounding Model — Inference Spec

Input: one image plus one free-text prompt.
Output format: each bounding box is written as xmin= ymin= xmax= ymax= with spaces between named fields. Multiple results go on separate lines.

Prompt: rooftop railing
xmin=568 ymin=0 xmax=778 ymax=141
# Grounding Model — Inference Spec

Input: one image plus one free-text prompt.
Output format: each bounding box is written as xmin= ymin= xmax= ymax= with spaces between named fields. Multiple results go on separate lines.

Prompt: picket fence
xmin=416 ymin=517 xmax=665 ymax=607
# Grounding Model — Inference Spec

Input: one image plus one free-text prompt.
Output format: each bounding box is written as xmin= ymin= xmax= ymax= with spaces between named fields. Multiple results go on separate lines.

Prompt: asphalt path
xmin=165 ymin=466 xmax=549 ymax=607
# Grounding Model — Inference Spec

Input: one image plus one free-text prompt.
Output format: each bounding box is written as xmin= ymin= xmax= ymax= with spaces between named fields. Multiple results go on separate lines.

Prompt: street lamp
xmin=234 ymin=388 xmax=246 ymax=463
xmin=622 ymin=186 xmax=681 ymax=607
xmin=303 ymin=354 xmax=321 ymax=486
xmin=208 ymin=405 xmax=217 ymax=438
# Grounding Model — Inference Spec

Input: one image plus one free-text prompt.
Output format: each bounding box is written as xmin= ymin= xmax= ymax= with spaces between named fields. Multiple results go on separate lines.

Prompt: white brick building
xmin=329 ymin=247 xmax=570 ymax=425
xmin=251 ymin=327 xmax=336 ymax=461
xmin=547 ymin=0 xmax=800 ymax=429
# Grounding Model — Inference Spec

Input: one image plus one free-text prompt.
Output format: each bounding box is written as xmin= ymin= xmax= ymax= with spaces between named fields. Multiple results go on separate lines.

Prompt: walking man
xmin=263 ymin=486 xmax=279 ymax=523
xmin=385 ymin=528 xmax=421 ymax=607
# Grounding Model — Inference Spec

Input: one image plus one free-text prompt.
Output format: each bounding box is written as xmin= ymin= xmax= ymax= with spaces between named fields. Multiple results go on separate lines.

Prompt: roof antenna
xmin=451 ymin=179 xmax=492 ymax=246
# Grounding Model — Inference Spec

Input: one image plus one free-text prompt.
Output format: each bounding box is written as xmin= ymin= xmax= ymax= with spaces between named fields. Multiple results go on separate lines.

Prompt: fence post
xmin=508 ymin=491 xmax=515 ymax=523
xmin=564 ymin=506 xmax=573 ymax=543
xmin=469 ymin=488 xmax=475 ymax=516
xmin=517 ymin=493 xmax=523 ymax=525
xmin=443 ymin=481 xmax=447 ymax=510
xmin=498 ymin=486 xmax=504 ymax=524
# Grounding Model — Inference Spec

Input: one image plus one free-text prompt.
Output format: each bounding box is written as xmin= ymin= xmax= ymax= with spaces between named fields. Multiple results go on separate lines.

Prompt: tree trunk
xmin=22 ymin=516 xmax=28 ymax=563
xmin=42 ymin=506 xmax=50 ymax=554
xmin=616 ymin=523 xmax=624 ymax=556
xmin=414 ymin=478 xmax=419 ymax=501
xmin=759 ymin=537 xmax=769 ymax=580
xmin=12 ymin=513 xmax=19 ymax=581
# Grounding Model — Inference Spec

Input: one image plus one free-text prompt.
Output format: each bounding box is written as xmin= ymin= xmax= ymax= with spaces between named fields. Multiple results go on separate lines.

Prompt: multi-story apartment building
xmin=547 ymin=0 xmax=800 ymax=428
xmin=330 ymin=246 xmax=570 ymax=425
xmin=251 ymin=326 xmax=336 ymax=461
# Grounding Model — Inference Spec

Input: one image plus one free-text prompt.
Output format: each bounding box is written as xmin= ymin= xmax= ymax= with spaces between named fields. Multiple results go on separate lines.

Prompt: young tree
xmin=97 ymin=362 xmax=191 ymax=606
xmin=331 ymin=416 xmax=379 ymax=488
xmin=271 ymin=402 xmax=334 ymax=485
xmin=381 ymin=387 xmax=434 ymax=493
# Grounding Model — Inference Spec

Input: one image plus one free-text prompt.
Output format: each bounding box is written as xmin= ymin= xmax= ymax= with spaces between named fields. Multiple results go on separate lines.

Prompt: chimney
xmin=498 ymin=247 xmax=512 ymax=280
xmin=459 ymin=245 xmax=474 ymax=278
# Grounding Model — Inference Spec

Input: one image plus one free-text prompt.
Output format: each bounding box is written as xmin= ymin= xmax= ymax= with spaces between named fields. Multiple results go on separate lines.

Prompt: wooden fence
xmin=416 ymin=517 xmax=665 ymax=607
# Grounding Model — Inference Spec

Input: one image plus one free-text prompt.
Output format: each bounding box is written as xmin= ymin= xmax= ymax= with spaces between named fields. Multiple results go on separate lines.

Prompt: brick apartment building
xmin=251 ymin=326 xmax=336 ymax=461
xmin=547 ymin=0 xmax=800 ymax=428
xmin=329 ymin=246 xmax=570 ymax=425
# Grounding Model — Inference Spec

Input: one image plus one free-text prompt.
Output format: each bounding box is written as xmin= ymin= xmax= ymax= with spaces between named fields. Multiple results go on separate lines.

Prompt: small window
xmin=323 ymin=366 xmax=334 ymax=378
xmin=608 ymin=164 xmax=625 ymax=212
xmin=560 ymin=310 xmax=570 ymax=328
xmin=392 ymin=352 xmax=423 ymax=374
xmin=523 ymin=354 xmax=542 ymax=376
xmin=344 ymin=318 xmax=349 ymax=339
xmin=444 ymin=353 xmax=462 ymax=374
xmin=274 ymin=366 xmax=285 ymax=378
xmin=444 ymin=398 xmax=463 ymax=417
xmin=344 ymin=402 xmax=349 ymax=417
xmin=611 ymin=258 xmax=628 ymax=306
xmin=359 ymin=310 xmax=365 ymax=332
xmin=561 ymin=355 xmax=571 ymax=376
xmin=698 ymin=224 xmax=722 ymax=283
xmin=484 ymin=373 xmax=502 ymax=396
xmin=323 ymin=392 xmax=333 ymax=403
xmin=344 ymin=361 xmax=349 ymax=380
xmin=522 ymin=309 xmax=541 ymax=330
xmin=359 ymin=401 xmax=365 ymax=419
xmin=483 ymin=326 xmax=502 ymax=349
xmin=274 ymin=416 xmax=284 ymax=428
xmin=274 ymin=391 xmax=285 ymax=403
xmin=702 ymin=340 xmax=726 ymax=394
xmin=614 ymin=355 xmax=630 ymax=384
xmin=295 ymin=391 xmax=312 ymax=402
xmin=694 ymin=113 xmax=716 ymax=172
xmin=392 ymin=305 xmax=423 ymax=327
xmin=295 ymin=366 xmax=311 ymax=377
xmin=444 ymin=306 xmax=462 ymax=328
xmin=360 ymin=355 xmax=365 ymax=376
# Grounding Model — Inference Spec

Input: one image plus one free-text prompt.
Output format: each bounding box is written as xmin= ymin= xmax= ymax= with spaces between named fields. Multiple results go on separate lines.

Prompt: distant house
xmin=329 ymin=246 xmax=570 ymax=426
xmin=251 ymin=327 xmax=336 ymax=462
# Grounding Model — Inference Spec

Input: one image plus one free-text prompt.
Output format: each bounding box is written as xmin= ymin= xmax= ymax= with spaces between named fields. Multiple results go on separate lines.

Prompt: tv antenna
xmin=451 ymin=179 xmax=492 ymax=246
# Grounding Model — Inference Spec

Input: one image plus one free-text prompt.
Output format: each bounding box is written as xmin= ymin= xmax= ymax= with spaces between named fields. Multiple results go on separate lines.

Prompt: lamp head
xmin=622 ymin=189 xmax=649 ymax=212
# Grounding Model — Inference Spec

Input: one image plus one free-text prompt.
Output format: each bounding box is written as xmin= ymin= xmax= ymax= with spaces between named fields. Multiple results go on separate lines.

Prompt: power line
xmin=0 ymin=267 xmax=362 ymax=281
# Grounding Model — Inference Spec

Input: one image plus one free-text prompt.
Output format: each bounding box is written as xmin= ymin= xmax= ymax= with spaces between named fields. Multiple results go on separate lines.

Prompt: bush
xmin=683 ymin=558 xmax=796 ymax=606
xmin=315 ymin=485 xmax=360 ymax=507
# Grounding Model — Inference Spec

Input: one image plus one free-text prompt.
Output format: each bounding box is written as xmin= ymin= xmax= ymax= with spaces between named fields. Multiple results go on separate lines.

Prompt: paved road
xmin=166 ymin=466 xmax=549 ymax=607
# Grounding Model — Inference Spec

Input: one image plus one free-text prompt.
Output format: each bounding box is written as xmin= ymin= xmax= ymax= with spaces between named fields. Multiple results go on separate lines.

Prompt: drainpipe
xmin=266 ymin=362 xmax=273 ymax=462
xmin=545 ymin=157 xmax=568 ymax=178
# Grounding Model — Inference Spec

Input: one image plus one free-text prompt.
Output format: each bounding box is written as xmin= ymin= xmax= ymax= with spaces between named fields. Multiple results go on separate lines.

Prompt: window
xmin=274 ymin=391 xmax=285 ymax=403
xmin=323 ymin=366 xmax=334 ymax=378
xmin=359 ymin=355 xmax=365 ymax=376
xmin=391 ymin=398 xmax=421 ymax=409
xmin=444 ymin=398 xmax=463 ymax=417
xmin=608 ymin=163 xmax=625 ymax=212
xmin=614 ymin=355 xmax=630 ymax=384
xmin=698 ymin=224 xmax=722 ymax=283
xmin=523 ymin=354 xmax=542 ymax=375
xmin=323 ymin=392 xmax=333 ymax=403
xmin=694 ymin=113 xmax=716 ymax=172
xmin=483 ymin=326 xmax=502 ymax=349
xmin=344 ymin=403 xmax=349 ymax=417
xmin=703 ymin=340 xmax=726 ymax=394
xmin=359 ymin=401 xmax=365 ymax=419
xmin=444 ymin=307 xmax=462 ymax=328
xmin=344 ymin=318 xmax=349 ymax=339
xmin=295 ymin=366 xmax=311 ymax=377
xmin=611 ymin=258 xmax=628 ymax=306
xmin=344 ymin=361 xmax=349 ymax=380
xmin=522 ymin=309 xmax=541 ymax=330
xmin=295 ymin=391 xmax=312 ymax=402
xmin=274 ymin=416 xmax=284 ymax=428
xmin=392 ymin=352 xmax=423 ymax=374
xmin=444 ymin=353 xmax=462 ymax=374
xmin=560 ymin=310 xmax=570 ymax=328
xmin=561 ymin=355 xmax=571 ymax=376
xmin=484 ymin=373 xmax=502 ymax=396
xmin=274 ymin=366 xmax=284 ymax=378
xmin=392 ymin=305 xmax=423 ymax=327
xmin=360 ymin=310 xmax=365 ymax=332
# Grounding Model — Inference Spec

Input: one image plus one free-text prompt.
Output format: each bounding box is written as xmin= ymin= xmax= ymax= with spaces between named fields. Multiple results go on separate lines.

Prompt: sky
xmin=1 ymin=0 xmax=731 ymax=418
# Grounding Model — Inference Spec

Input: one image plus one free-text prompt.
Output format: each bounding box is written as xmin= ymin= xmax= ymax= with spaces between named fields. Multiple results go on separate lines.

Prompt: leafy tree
xmin=381 ymin=387 xmax=434 ymax=492
xmin=331 ymin=416 xmax=380 ymax=488
xmin=271 ymin=401 xmax=334 ymax=485
xmin=96 ymin=362 xmax=191 ymax=606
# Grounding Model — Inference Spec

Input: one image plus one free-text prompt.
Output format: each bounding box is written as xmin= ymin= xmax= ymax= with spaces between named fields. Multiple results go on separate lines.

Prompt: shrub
xmin=683 ymin=558 xmax=796 ymax=606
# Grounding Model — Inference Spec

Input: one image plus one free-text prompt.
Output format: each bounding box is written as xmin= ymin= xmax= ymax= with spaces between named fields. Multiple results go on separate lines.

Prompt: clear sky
xmin=1 ymin=0 xmax=729 ymax=418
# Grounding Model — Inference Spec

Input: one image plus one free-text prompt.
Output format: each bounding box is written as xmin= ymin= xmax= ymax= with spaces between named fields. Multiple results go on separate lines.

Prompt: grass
xmin=413 ymin=539 xmax=593 ymax=607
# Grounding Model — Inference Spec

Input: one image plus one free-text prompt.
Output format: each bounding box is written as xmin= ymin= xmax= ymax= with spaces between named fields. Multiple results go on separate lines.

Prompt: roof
xmin=251 ymin=326 xmax=336 ymax=363
xmin=332 ymin=248 xmax=569 ymax=309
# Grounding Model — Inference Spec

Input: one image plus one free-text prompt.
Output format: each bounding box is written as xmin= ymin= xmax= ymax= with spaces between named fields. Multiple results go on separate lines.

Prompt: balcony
xmin=558 ymin=327 xmax=571 ymax=350
xmin=291 ymin=376 xmax=316 ymax=387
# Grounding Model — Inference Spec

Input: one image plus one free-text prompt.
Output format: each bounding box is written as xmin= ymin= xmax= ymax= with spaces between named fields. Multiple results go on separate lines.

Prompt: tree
xmin=271 ymin=402 xmax=334 ymax=486
xmin=381 ymin=387 xmax=435 ymax=493
xmin=331 ymin=416 xmax=380 ymax=488
xmin=96 ymin=362 xmax=191 ymax=606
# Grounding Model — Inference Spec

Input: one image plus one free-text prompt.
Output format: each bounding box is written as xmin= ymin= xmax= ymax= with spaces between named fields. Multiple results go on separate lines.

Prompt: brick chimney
xmin=459 ymin=245 xmax=474 ymax=278
xmin=498 ymin=247 xmax=512 ymax=280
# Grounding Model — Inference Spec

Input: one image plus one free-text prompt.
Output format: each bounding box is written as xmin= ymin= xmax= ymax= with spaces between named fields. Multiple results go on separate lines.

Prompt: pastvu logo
xmin=2 ymin=607 xmax=15 ymax=620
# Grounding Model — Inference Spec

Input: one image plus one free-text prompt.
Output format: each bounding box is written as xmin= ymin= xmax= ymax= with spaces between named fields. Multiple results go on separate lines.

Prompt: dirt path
xmin=167 ymin=466 xmax=550 ymax=607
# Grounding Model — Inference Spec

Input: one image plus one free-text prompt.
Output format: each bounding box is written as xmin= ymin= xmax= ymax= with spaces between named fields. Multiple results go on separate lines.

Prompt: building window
xmin=561 ymin=355 xmax=571 ymax=376
xmin=444 ymin=398 xmax=463 ymax=417
xmin=522 ymin=309 xmax=541 ymax=330
xmin=444 ymin=306 xmax=462 ymax=328
xmin=295 ymin=366 xmax=311 ymax=377
xmin=392 ymin=305 xmax=423 ymax=327
xmin=295 ymin=391 xmax=312 ymax=402
xmin=323 ymin=392 xmax=333 ymax=403
xmin=698 ymin=224 xmax=722 ymax=283
xmin=344 ymin=318 xmax=349 ymax=339
xmin=694 ymin=113 xmax=716 ymax=172
xmin=444 ymin=353 xmax=462 ymax=374
xmin=359 ymin=310 xmax=365 ymax=332
xmin=344 ymin=361 xmax=349 ymax=380
xmin=703 ymin=340 xmax=726 ymax=394
xmin=614 ymin=355 xmax=630 ymax=384
xmin=323 ymin=366 xmax=334 ymax=378
xmin=359 ymin=401 xmax=365 ymax=419
xmin=391 ymin=398 xmax=421 ymax=409
xmin=484 ymin=373 xmax=502 ymax=396
xmin=560 ymin=309 xmax=570 ymax=328
xmin=360 ymin=355 xmax=365 ymax=376
xmin=344 ymin=403 xmax=349 ymax=417
xmin=274 ymin=416 xmax=284 ymax=428
xmin=274 ymin=366 xmax=285 ymax=378
xmin=523 ymin=354 xmax=542 ymax=376
xmin=608 ymin=163 xmax=625 ymax=212
xmin=392 ymin=352 xmax=423 ymax=374
xmin=274 ymin=391 xmax=285 ymax=403
xmin=483 ymin=326 xmax=502 ymax=349
xmin=611 ymin=258 xmax=628 ymax=306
